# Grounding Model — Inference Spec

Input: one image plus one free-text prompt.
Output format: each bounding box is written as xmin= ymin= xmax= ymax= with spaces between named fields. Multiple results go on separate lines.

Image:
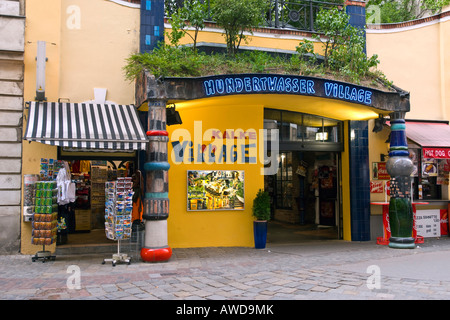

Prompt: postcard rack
xmin=31 ymin=181 xmax=58 ymax=263
xmin=102 ymin=178 xmax=133 ymax=266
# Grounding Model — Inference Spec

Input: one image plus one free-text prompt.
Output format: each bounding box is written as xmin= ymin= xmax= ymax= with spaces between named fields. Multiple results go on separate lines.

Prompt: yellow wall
xmin=167 ymin=97 xmax=356 ymax=246
xmin=166 ymin=102 xmax=264 ymax=248
xmin=341 ymin=121 xmax=352 ymax=241
xmin=171 ymin=27 xmax=323 ymax=54
xmin=367 ymin=16 xmax=450 ymax=121
xmin=59 ymin=0 xmax=139 ymax=104
xmin=367 ymin=13 xmax=450 ymax=214
xmin=21 ymin=0 xmax=140 ymax=254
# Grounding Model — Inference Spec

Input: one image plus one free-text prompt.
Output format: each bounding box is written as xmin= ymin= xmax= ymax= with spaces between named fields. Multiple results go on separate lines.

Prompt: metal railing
xmin=164 ymin=0 xmax=343 ymax=32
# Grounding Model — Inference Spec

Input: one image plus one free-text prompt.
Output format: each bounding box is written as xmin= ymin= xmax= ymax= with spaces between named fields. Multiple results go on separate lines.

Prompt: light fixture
xmin=315 ymin=131 xmax=328 ymax=141
xmin=373 ymin=114 xmax=386 ymax=133
xmin=166 ymin=104 xmax=182 ymax=126
xmin=35 ymin=41 xmax=47 ymax=101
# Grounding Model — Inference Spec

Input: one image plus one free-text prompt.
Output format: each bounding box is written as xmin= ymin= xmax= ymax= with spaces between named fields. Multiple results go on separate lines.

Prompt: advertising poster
xmin=372 ymin=162 xmax=390 ymax=180
xmin=415 ymin=210 xmax=441 ymax=238
xmin=187 ymin=170 xmax=244 ymax=211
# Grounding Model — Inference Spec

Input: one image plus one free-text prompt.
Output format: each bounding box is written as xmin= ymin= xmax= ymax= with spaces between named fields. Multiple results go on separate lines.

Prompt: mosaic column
xmin=140 ymin=0 xmax=165 ymax=53
xmin=386 ymin=112 xmax=415 ymax=249
xmin=140 ymin=99 xmax=172 ymax=262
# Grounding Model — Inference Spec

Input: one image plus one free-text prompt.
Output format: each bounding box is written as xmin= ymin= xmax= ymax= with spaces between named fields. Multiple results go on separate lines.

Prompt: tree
xmin=211 ymin=0 xmax=268 ymax=56
xmin=297 ymin=8 xmax=380 ymax=84
xmin=166 ymin=0 xmax=209 ymax=51
xmin=367 ymin=0 xmax=450 ymax=23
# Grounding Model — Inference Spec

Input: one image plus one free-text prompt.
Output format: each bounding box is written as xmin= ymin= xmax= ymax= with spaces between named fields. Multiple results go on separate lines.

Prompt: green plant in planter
xmin=252 ymin=189 xmax=271 ymax=221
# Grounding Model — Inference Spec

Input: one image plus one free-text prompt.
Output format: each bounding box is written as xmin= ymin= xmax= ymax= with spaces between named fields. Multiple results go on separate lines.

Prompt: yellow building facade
xmin=20 ymin=0 xmax=428 ymax=255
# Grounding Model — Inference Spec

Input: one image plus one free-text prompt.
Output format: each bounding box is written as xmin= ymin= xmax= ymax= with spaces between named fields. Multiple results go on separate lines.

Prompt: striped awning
xmin=24 ymin=102 xmax=148 ymax=150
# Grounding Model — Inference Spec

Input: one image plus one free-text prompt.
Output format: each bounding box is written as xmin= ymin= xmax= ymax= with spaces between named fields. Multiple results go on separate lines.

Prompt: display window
xmin=410 ymin=147 xmax=450 ymax=201
xmin=26 ymin=157 xmax=142 ymax=248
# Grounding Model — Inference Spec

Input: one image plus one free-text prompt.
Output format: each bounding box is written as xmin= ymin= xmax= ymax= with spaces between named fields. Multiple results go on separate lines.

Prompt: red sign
xmin=441 ymin=209 xmax=448 ymax=236
xmin=373 ymin=162 xmax=390 ymax=180
xmin=423 ymin=148 xmax=450 ymax=159
xmin=370 ymin=181 xmax=383 ymax=193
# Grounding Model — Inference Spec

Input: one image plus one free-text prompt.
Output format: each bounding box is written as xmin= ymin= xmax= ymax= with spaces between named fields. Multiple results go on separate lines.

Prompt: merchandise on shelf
xmin=104 ymin=177 xmax=134 ymax=240
xmin=31 ymin=181 xmax=58 ymax=246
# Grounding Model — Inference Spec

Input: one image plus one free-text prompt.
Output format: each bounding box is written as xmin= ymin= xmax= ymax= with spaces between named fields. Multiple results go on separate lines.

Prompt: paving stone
xmin=3 ymin=238 xmax=450 ymax=300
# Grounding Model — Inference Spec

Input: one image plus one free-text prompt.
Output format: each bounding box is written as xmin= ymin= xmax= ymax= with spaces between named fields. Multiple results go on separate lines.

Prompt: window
xmin=276 ymin=152 xmax=293 ymax=209
xmin=264 ymin=109 xmax=342 ymax=144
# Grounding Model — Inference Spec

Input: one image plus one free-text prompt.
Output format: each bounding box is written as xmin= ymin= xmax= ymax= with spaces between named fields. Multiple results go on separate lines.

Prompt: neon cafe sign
xmin=203 ymin=75 xmax=373 ymax=106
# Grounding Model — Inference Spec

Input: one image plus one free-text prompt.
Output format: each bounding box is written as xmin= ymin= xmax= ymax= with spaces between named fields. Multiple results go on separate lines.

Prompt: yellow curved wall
xmin=167 ymin=95 xmax=356 ymax=246
xmin=367 ymin=16 xmax=450 ymax=121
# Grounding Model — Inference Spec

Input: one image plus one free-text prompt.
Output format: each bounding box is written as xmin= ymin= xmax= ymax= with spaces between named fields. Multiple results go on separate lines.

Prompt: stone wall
xmin=0 ymin=0 xmax=25 ymax=254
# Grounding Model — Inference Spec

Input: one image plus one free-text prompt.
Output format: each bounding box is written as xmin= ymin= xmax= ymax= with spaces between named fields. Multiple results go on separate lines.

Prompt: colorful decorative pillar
xmin=386 ymin=112 xmax=415 ymax=249
xmin=140 ymin=99 xmax=172 ymax=262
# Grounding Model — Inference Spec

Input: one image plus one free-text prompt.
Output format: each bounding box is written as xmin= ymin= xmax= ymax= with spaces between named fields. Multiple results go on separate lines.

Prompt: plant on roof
xmin=166 ymin=0 xmax=209 ymax=52
xmin=210 ymin=0 xmax=268 ymax=57
xmin=124 ymin=4 xmax=392 ymax=90
xmin=302 ymin=7 xmax=382 ymax=84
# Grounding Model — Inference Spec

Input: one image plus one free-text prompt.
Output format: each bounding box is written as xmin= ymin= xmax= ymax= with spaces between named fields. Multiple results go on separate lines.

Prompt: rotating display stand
xmin=102 ymin=178 xmax=133 ymax=266
xmin=31 ymin=181 xmax=58 ymax=263
xmin=102 ymin=240 xmax=130 ymax=266
xmin=32 ymin=245 xmax=56 ymax=263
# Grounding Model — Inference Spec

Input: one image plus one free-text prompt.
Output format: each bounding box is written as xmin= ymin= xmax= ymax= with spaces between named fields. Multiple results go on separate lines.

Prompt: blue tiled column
xmin=348 ymin=120 xmax=371 ymax=241
xmin=345 ymin=0 xmax=366 ymax=53
xmin=140 ymin=0 xmax=165 ymax=53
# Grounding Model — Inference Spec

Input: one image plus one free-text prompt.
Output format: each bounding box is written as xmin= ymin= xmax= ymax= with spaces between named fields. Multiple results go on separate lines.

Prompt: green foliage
xmin=124 ymin=3 xmax=391 ymax=89
xmin=367 ymin=0 xmax=450 ymax=23
xmin=300 ymin=8 xmax=383 ymax=84
xmin=252 ymin=189 xmax=271 ymax=221
xmin=166 ymin=0 xmax=209 ymax=51
xmin=211 ymin=0 xmax=268 ymax=57
xmin=124 ymin=43 xmax=206 ymax=79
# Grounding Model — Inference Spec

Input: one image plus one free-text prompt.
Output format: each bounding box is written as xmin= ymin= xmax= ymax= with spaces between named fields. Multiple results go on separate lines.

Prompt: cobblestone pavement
xmin=2 ymin=238 xmax=450 ymax=301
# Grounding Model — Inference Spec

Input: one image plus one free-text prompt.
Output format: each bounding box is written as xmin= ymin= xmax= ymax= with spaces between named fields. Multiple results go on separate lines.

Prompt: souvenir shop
xmin=22 ymin=102 xmax=147 ymax=254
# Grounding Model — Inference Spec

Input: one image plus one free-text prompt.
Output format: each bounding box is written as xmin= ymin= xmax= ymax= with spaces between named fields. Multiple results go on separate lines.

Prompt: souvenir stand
xmin=102 ymin=177 xmax=134 ymax=266
xmin=31 ymin=181 xmax=58 ymax=262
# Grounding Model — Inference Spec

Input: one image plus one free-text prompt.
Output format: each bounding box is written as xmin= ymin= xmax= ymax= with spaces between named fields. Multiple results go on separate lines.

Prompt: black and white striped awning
xmin=24 ymin=102 xmax=148 ymax=150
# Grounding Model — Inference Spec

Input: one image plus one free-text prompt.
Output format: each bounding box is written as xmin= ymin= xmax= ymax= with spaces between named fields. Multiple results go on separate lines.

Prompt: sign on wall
xmin=372 ymin=162 xmax=390 ymax=180
xmin=423 ymin=148 xmax=450 ymax=159
xmin=415 ymin=210 xmax=441 ymax=238
xmin=187 ymin=170 xmax=244 ymax=211
xmin=202 ymin=75 xmax=374 ymax=106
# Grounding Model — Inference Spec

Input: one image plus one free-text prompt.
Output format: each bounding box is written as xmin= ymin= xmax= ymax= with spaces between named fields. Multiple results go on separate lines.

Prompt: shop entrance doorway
xmin=263 ymin=108 xmax=343 ymax=244
xmin=55 ymin=158 xmax=143 ymax=254
xmin=265 ymin=151 xmax=342 ymax=244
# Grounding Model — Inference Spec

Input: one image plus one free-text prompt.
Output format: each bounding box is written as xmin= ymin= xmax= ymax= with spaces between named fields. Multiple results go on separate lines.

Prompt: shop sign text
xmin=203 ymin=75 xmax=373 ymax=105
xmin=423 ymin=148 xmax=450 ymax=159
